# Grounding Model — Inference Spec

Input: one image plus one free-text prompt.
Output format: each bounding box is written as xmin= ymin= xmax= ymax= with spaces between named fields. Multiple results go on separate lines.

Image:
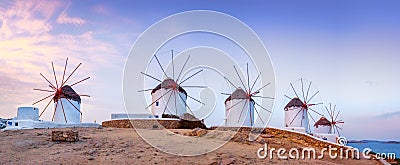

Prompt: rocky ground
xmin=0 ymin=127 xmax=383 ymax=164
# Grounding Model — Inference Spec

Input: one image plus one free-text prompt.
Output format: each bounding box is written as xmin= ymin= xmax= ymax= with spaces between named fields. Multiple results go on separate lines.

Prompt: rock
xmin=72 ymin=146 xmax=82 ymax=151
xmin=94 ymin=143 xmax=102 ymax=148
xmin=116 ymin=149 xmax=125 ymax=153
xmin=260 ymin=134 xmax=274 ymax=138
xmin=50 ymin=151 xmax=60 ymax=155
xmin=180 ymin=113 xmax=199 ymax=121
xmin=222 ymin=158 xmax=236 ymax=165
xmin=88 ymin=156 xmax=95 ymax=160
xmin=196 ymin=129 xmax=208 ymax=137
xmin=81 ymin=136 xmax=91 ymax=140
xmin=185 ymin=128 xmax=208 ymax=137
xmin=209 ymin=161 xmax=219 ymax=165
xmin=258 ymin=138 xmax=266 ymax=144
xmin=88 ymin=149 xmax=96 ymax=155
xmin=51 ymin=130 xmax=79 ymax=142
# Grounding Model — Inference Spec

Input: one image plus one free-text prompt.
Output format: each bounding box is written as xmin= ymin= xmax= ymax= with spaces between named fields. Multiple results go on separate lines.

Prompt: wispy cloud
xmin=1 ymin=1 xmax=50 ymax=38
xmin=365 ymin=80 xmax=379 ymax=86
xmin=0 ymin=0 xmax=125 ymax=121
xmin=376 ymin=111 xmax=400 ymax=119
xmin=56 ymin=2 xmax=86 ymax=27
xmin=91 ymin=4 xmax=110 ymax=15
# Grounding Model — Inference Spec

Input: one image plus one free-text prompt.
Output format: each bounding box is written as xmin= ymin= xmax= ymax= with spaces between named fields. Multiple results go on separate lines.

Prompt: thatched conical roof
xmin=314 ymin=117 xmax=331 ymax=127
xmin=151 ymin=78 xmax=187 ymax=95
xmin=284 ymin=97 xmax=303 ymax=109
xmin=224 ymin=88 xmax=254 ymax=104
xmin=55 ymin=85 xmax=81 ymax=103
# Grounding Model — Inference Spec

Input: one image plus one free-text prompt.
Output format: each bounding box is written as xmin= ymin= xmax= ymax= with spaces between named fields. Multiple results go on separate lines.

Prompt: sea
xmin=348 ymin=141 xmax=399 ymax=159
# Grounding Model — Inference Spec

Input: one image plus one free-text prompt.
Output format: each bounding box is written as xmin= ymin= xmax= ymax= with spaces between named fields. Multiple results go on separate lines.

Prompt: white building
xmin=111 ymin=113 xmax=159 ymax=119
xmin=284 ymin=97 xmax=309 ymax=133
xmin=17 ymin=106 xmax=39 ymax=121
xmin=151 ymin=78 xmax=187 ymax=118
xmin=6 ymin=106 xmax=40 ymax=128
xmin=225 ymin=88 xmax=254 ymax=127
xmin=3 ymin=106 xmax=100 ymax=131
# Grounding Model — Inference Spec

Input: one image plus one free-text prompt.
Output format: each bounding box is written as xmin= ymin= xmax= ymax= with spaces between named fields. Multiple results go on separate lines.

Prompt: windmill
xmin=32 ymin=58 xmax=90 ymax=124
xmin=284 ymin=78 xmax=323 ymax=133
xmin=324 ymin=103 xmax=344 ymax=136
xmin=222 ymin=63 xmax=273 ymax=127
xmin=139 ymin=50 xmax=205 ymax=119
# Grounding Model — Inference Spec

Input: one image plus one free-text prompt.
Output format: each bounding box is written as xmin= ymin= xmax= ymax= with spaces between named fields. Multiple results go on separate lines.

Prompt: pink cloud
xmin=0 ymin=1 xmax=124 ymax=122
xmin=32 ymin=0 xmax=64 ymax=20
xmin=91 ymin=4 xmax=110 ymax=15
xmin=0 ymin=0 xmax=65 ymax=38
xmin=56 ymin=2 xmax=86 ymax=27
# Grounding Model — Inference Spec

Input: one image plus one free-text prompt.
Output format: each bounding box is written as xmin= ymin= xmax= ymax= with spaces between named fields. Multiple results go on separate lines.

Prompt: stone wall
xmin=102 ymin=119 xmax=206 ymax=129
xmin=265 ymin=127 xmax=358 ymax=158
xmin=210 ymin=126 xmax=346 ymax=149
xmin=265 ymin=127 xmax=344 ymax=149
xmin=209 ymin=126 xmax=356 ymax=158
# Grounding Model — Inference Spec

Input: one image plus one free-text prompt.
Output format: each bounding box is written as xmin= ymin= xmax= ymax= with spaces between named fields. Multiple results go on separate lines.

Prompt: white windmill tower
xmin=140 ymin=50 xmax=205 ymax=119
xmin=314 ymin=117 xmax=331 ymax=134
xmin=149 ymin=78 xmax=188 ymax=118
xmin=32 ymin=58 xmax=90 ymax=124
xmin=314 ymin=103 xmax=345 ymax=143
xmin=324 ymin=103 xmax=344 ymax=135
xmin=222 ymin=64 xmax=273 ymax=127
xmin=284 ymin=78 xmax=323 ymax=133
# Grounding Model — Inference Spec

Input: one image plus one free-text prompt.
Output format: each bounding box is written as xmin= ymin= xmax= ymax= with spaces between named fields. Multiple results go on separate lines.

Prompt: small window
xmin=155 ymin=102 xmax=159 ymax=106
xmin=15 ymin=122 xmax=19 ymax=126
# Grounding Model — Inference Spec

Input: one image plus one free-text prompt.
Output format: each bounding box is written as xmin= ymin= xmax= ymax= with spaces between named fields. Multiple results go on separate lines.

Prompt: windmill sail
xmin=33 ymin=58 xmax=90 ymax=124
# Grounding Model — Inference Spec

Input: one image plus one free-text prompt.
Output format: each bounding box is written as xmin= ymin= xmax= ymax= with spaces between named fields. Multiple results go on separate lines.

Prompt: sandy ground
xmin=0 ymin=128 xmax=381 ymax=164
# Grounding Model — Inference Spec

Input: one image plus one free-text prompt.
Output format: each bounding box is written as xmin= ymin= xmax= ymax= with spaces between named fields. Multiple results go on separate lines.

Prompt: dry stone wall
xmin=102 ymin=119 xmax=206 ymax=129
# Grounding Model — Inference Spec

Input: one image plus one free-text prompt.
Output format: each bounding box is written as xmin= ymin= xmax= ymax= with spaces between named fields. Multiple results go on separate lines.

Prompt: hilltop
xmin=0 ymin=127 xmax=385 ymax=164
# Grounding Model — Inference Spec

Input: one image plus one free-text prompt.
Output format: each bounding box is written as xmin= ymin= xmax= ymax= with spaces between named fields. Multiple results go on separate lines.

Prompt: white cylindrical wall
xmin=314 ymin=125 xmax=332 ymax=134
xmin=284 ymin=106 xmax=309 ymax=132
xmin=17 ymin=107 xmax=39 ymax=121
xmin=151 ymin=89 xmax=187 ymax=118
xmin=225 ymin=99 xmax=254 ymax=127
xmin=54 ymin=98 xmax=81 ymax=124
xmin=314 ymin=133 xmax=338 ymax=143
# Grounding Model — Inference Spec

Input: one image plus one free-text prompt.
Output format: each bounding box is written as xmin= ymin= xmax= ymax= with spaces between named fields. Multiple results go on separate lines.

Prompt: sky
xmin=0 ymin=0 xmax=399 ymax=141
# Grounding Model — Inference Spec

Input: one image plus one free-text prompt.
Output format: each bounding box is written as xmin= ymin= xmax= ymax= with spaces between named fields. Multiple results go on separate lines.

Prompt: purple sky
xmin=0 ymin=0 xmax=399 ymax=140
